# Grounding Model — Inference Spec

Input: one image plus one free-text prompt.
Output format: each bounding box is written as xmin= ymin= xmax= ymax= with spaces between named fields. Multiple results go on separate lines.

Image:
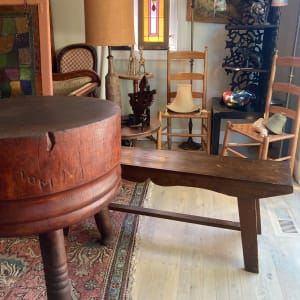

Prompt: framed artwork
xmin=186 ymin=0 xmax=228 ymax=24
xmin=0 ymin=0 xmax=52 ymax=98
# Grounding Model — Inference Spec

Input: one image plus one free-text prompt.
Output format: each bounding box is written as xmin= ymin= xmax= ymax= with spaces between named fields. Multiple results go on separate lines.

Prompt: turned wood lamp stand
xmin=0 ymin=96 xmax=121 ymax=300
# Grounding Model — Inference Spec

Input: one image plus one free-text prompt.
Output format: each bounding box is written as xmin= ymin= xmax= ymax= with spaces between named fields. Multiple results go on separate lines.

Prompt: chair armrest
xmin=52 ymin=70 xmax=100 ymax=96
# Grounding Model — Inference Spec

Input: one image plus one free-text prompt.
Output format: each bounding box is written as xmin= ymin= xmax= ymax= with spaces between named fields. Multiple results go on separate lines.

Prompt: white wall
xmin=50 ymin=0 xmax=85 ymax=50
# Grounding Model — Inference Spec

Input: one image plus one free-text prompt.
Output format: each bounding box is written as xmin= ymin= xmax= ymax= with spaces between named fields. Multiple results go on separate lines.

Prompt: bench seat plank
xmin=120 ymin=147 xmax=293 ymax=199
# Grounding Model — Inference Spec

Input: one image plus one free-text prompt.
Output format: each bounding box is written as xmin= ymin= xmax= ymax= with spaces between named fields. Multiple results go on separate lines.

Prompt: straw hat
xmin=263 ymin=112 xmax=287 ymax=134
xmin=167 ymin=84 xmax=200 ymax=113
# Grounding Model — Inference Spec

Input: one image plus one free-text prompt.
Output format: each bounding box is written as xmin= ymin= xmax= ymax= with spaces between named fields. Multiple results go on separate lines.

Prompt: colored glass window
xmin=139 ymin=0 xmax=169 ymax=50
xmin=143 ymin=0 xmax=164 ymax=42
xmin=0 ymin=12 xmax=35 ymax=98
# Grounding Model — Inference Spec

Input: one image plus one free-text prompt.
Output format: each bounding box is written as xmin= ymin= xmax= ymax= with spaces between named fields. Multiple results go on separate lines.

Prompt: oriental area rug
xmin=0 ymin=180 xmax=149 ymax=300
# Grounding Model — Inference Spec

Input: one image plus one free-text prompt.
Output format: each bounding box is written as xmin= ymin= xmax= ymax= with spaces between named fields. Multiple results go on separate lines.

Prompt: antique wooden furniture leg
xmin=255 ymin=198 xmax=262 ymax=235
xmin=94 ymin=207 xmax=114 ymax=245
xmin=39 ymin=229 xmax=71 ymax=300
xmin=237 ymin=196 xmax=259 ymax=273
xmin=64 ymin=207 xmax=114 ymax=243
xmin=110 ymin=147 xmax=293 ymax=273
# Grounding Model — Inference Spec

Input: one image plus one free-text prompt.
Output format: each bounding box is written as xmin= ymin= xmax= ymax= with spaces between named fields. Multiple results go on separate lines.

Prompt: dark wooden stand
xmin=211 ymin=97 xmax=263 ymax=154
xmin=119 ymin=72 xmax=153 ymax=93
xmin=121 ymin=117 xmax=160 ymax=146
xmin=110 ymin=147 xmax=293 ymax=273
xmin=223 ymin=4 xmax=280 ymax=111
xmin=0 ymin=96 xmax=121 ymax=300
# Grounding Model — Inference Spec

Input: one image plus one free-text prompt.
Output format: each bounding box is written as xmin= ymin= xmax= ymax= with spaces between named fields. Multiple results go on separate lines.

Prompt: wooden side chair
xmin=221 ymin=50 xmax=300 ymax=174
xmin=157 ymin=48 xmax=211 ymax=153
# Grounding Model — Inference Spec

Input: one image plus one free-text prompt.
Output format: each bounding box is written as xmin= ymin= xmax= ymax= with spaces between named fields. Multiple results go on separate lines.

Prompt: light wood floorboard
xmin=127 ymin=183 xmax=300 ymax=300
xmin=126 ymin=140 xmax=300 ymax=300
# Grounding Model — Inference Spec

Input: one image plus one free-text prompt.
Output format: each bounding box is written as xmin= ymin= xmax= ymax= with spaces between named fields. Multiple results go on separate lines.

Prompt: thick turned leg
xmin=63 ymin=227 xmax=70 ymax=236
xmin=39 ymin=229 xmax=71 ymax=300
xmin=94 ymin=207 xmax=114 ymax=245
xmin=237 ymin=197 xmax=259 ymax=273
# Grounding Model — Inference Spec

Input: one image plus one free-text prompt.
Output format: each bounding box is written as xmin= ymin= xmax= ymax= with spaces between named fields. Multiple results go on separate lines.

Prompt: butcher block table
xmin=0 ymin=96 xmax=121 ymax=300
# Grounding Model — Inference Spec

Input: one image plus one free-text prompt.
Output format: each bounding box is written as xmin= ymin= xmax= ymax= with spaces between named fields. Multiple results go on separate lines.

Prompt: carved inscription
xmin=18 ymin=170 xmax=53 ymax=191
xmin=17 ymin=167 xmax=84 ymax=191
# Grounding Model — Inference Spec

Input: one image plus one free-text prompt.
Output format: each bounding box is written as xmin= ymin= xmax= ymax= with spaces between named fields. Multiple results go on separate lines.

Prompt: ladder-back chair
xmin=157 ymin=48 xmax=211 ymax=153
xmin=221 ymin=51 xmax=300 ymax=174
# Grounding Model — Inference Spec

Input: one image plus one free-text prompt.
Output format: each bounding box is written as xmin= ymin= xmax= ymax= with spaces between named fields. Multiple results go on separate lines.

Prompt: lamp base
xmin=105 ymin=54 xmax=122 ymax=108
xmin=179 ymin=118 xmax=202 ymax=150
xmin=178 ymin=137 xmax=202 ymax=150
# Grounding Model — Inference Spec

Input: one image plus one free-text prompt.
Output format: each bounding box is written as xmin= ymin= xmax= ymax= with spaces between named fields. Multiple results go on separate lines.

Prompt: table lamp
xmin=84 ymin=0 xmax=134 ymax=108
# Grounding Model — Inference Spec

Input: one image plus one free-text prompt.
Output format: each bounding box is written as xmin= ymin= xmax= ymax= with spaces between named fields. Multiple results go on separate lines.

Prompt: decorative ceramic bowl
xmin=223 ymin=90 xmax=256 ymax=108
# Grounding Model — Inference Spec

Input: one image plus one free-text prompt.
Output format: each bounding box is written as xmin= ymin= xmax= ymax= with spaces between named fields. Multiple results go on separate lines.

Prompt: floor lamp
xmin=84 ymin=0 xmax=135 ymax=108
xmin=179 ymin=0 xmax=201 ymax=150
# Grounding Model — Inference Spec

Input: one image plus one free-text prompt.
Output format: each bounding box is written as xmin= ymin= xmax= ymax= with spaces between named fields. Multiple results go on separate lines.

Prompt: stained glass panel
xmin=143 ymin=0 xmax=164 ymax=42
xmin=0 ymin=12 xmax=35 ymax=98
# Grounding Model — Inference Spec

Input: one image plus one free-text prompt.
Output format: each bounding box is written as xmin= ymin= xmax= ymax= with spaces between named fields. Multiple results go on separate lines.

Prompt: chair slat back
xmin=167 ymin=48 xmax=208 ymax=109
xmin=264 ymin=51 xmax=300 ymax=170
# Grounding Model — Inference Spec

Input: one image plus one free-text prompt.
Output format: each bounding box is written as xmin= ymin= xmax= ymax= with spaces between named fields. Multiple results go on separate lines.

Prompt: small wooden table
xmin=121 ymin=117 xmax=161 ymax=146
xmin=0 ymin=96 xmax=121 ymax=300
xmin=211 ymin=97 xmax=263 ymax=154
xmin=119 ymin=72 xmax=154 ymax=93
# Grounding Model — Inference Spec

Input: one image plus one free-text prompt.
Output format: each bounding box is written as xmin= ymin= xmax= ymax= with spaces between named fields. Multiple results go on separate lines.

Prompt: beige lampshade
xmin=84 ymin=0 xmax=135 ymax=46
xmin=167 ymin=84 xmax=200 ymax=113
xmin=263 ymin=113 xmax=287 ymax=134
xmin=271 ymin=0 xmax=288 ymax=6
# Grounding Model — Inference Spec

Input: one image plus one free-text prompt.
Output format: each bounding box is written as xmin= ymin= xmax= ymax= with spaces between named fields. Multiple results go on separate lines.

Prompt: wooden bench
xmin=109 ymin=147 xmax=293 ymax=273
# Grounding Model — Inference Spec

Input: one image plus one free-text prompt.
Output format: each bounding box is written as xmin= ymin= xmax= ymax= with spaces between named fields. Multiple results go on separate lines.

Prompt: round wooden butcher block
xmin=0 ymin=96 xmax=121 ymax=236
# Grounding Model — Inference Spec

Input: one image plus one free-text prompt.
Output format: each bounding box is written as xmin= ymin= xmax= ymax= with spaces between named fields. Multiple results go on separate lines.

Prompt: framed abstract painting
xmin=0 ymin=0 xmax=52 ymax=98
xmin=186 ymin=0 xmax=228 ymax=24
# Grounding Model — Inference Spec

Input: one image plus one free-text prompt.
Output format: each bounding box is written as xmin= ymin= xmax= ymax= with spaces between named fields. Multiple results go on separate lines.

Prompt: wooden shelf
xmin=223 ymin=66 xmax=269 ymax=73
xmin=225 ymin=24 xmax=278 ymax=30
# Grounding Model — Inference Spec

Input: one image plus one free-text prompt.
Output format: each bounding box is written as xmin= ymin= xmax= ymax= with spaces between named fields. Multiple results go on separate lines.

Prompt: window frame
xmin=138 ymin=0 xmax=170 ymax=50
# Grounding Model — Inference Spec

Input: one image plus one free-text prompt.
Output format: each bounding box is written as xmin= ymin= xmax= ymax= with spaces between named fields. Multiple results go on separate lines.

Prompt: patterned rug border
xmin=104 ymin=181 xmax=149 ymax=299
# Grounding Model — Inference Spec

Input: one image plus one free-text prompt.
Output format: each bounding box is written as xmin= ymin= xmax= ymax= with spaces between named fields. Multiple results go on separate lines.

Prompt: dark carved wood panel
xmin=223 ymin=0 xmax=280 ymax=111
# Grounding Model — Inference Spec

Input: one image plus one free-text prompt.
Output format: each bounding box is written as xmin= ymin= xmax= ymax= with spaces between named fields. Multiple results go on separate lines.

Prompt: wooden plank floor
xmin=126 ymin=140 xmax=300 ymax=300
xmin=126 ymin=182 xmax=300 ymax=300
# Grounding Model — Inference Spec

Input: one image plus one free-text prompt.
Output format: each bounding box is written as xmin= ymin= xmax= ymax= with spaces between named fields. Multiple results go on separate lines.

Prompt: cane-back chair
xmin=157 ymin=47 xmax=211 ymax=153
xmin=56 ymin=43 xmax=97 ymax=73
xmin=53 ymin=43 xmax=99 ymax=97
xmin=221 ymin=50 xmax=300 ymax=174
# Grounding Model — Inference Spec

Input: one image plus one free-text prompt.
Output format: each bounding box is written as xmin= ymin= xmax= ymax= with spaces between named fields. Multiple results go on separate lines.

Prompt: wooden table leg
xmin=237 ymin=197 xmax=259 ymax=273
xmin=39 ymin=229 xmax=71 ymax=300
xmin=94 ymin=207 xmax=114 ymax=245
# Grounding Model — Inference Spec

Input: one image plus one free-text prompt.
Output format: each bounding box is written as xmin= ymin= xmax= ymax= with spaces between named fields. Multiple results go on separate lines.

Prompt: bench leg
xmin=94 ymin=207 xmax=114 ymax=245
xmin=237 ymin=196 xmax=259 ymax=273
xmin=255 ymin=198 xmax=261 ymax=235
xmin=39 ymin=229 xmax=72 ymax=300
